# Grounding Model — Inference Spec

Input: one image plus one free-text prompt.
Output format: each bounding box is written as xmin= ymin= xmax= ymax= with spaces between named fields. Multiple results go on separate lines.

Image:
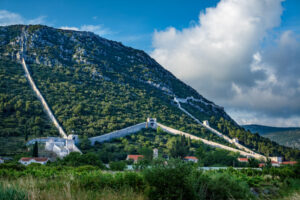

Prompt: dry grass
xmin=1 ymin=177 xmax=146 ymax=200
xmin=279 ymin=191 xmax=300 ymax=200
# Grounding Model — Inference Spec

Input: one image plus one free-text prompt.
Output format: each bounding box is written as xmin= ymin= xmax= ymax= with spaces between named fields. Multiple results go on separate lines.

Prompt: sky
xmin=1 ymin=0 xmax=300 ymax=127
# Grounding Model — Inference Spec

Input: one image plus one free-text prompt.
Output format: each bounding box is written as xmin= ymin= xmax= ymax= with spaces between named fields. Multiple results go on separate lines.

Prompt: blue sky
xmin=0 ymin=0 xmax=220 ymax=51
xmin=1 ymin=0 xmax=300 ymax=127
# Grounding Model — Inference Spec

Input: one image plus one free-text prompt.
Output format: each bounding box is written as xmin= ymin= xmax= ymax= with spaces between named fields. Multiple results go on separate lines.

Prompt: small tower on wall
xmin=68 ymin=134 xmax=79 ymax=144
xmin=153 ymin=148 xmax=158 ymax=159
xmin=147 ymin=118 xmax=157 ymax=129
xmin=203 ymin=120 xmax=209 ymax=126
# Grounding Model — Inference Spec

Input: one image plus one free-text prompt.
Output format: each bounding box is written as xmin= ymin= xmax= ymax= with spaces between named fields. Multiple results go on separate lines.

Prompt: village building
xmin=19 ymin=157 xmax=49 ymax=166
xmin=45 ymin=137 xmax=80 ymax=158
xmin=126 ymin=155 xmax=144 ymax=163
xmin=0 ymin=158 xmax=4 ymax=164
xmin=184 ymin=156 xmax=198 ymax=163
xmin=271 ymin=161 xmax=280 ymax=167
xmin=237 ymin=157 xmax=248 ymax=163
xmin=281 ymin=161 xmax=297 ymax=165
xmin=270 ymin=156 xmax=283 ymax=163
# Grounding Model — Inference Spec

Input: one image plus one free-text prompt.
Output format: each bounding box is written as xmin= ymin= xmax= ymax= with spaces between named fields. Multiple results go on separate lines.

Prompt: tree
xmin=139 ymin=147 xmax=153 ymax=161
xmin=265 ymin=158 xmax=272 ymax=169
xmin=79 ymin=136 xmax=91 ymax=150
xmin=248 ymin=158 xmax=259 ymax=168
xmin=169 ymin=135 xmax=189 ymax=159
xmin=32 ymin=141 xmax=38 ymax=157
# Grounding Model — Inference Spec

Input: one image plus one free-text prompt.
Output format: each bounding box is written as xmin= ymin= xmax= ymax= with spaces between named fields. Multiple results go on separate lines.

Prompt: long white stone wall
xmin=21 ymin=58 xmax=68 ymax=139
xmin=174 ymin=97 xmax=202 ymax=124
xmin=157 ymin=123 xmax=266 ymax=160
xmin=89 ymin=122 xmax=147 ymax=145
xmin=174 ymin=97 xmax=259 ymax=155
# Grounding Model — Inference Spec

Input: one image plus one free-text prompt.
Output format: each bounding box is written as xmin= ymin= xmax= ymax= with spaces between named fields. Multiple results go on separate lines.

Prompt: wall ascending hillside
xmin=21 ymin=58 xmax=68 ymax=138
xmin=89 ymin=122 xmax=147 ymax=145
xmin=157 ymin=123 xmax=266 ymax=160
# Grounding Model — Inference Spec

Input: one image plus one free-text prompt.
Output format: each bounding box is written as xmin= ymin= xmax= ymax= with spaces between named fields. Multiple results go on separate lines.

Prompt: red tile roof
xmin=238 ymin=158 xmax=248 ymax=162
xmin=184 ymin=156 xmax=198 ymax=160
xmin=281 ymin=161 xmax=297 ymax=165
xmin=20 ymin=157 xmax=48 ymax=162
xmin=127 ymin=155 xmax=144 ymax=161
xmin=259 ymin=163 xmax=265 ymax=168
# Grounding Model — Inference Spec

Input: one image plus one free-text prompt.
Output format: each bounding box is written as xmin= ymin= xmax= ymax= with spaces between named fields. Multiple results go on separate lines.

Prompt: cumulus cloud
xmin=151 ymin=0 xmax=300 ymax=126
xmin=60 ymin=24 xmax=111 ymax=36
xmin=0 ymin=10 xmax=46 ymax=26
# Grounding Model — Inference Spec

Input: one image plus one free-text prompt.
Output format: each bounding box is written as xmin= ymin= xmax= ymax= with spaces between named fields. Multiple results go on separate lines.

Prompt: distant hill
xmin=242 ymin=124 xmax=300 ymax=135
xmin=243 ymin=125 xmax=300 ymax=149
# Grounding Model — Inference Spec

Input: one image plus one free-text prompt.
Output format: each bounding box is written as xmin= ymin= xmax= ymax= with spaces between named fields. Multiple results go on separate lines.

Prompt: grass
xmin=0 ymin=177 xmax=146 ymax=200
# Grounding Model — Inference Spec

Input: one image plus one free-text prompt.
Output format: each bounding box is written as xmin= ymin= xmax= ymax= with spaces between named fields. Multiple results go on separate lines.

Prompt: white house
xmin=126 ymin=155 xmax=144 ymax=163
xmin=184 ymin=156 xmax=198 ymax=163
xmin=270 ymin=157 xmax=283 ymax=163
xmin=0 ymin=158 xmax=4 ymax=164
xmin=19 ymin=157 xmax=49 ymax=165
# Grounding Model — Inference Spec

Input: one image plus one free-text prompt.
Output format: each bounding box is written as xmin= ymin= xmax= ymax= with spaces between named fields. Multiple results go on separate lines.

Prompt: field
xmin=1 ymin=160 xmax=300 ymax=200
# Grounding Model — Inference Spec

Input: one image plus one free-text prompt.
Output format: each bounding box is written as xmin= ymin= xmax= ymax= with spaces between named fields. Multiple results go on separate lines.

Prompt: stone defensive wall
xmin=89 ymin=122 xmax=147 ymax=145
xmin=21 ymin=58 xmax=67 ymax=139
xmin=202 ymin=124 xmax=257 ymax=155
xmin=157 ymin=123 xmax=266 ymax=160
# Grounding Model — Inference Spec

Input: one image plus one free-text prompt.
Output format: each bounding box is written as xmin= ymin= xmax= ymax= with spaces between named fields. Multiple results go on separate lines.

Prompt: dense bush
xmin=52 ymin=152 xmax=105 ymax=168
xmin=0 ymin=184 xmax=28 ymax=200
xmin=142 ymin=160 xmax=254 ymax=200
xmin=1 ymin=161 xmax=300 ymax=199
xmin=109 ymin=161 xmax=127 ymax=171
xmin=143 ymin=159 xmax=195 ymax=200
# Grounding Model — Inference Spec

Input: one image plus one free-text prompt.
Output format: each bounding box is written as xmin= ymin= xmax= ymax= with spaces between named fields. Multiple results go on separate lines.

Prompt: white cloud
xmin=60 ymin=24 xmax=111 ymax=36
xmin=151 ymin=0 xmax=300 ymax=126
xmin=60 ymin=26 xmax=80 ymax=31
xmin=0 ymin=10 xmax=46 ymax=26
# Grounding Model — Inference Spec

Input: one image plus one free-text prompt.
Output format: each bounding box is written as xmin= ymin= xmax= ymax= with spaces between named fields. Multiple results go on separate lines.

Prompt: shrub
xmin=109 ymin=161 xmax=127 ymax=171
xmin=142 ymin=159 xmax=195 ymax=200
xmin=0 ymin=184 xmax=28 ymax=200
xmin=205 ymin=172 xmax=254 ymax=200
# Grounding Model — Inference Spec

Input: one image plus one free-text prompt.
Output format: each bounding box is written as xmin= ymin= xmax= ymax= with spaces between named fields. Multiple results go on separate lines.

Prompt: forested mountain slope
xmin=243 ymin=125 xmax=300 ymax=149
xmin=0 ymin=24 xmax=299 ymax=159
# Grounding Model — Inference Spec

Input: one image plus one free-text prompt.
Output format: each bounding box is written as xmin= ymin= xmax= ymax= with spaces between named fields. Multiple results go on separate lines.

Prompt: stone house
xmin=19 ymin=157 xmax=49 ymax=165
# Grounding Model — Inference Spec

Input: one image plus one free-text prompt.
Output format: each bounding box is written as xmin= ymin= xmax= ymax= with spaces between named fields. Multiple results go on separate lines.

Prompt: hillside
xmin=0 ymin=24 xmax=299 ymax=159
xmin=242 ymin=124 xmax=300 ymax=135
xmin=243 ymin=125 xmax=300 ymax=149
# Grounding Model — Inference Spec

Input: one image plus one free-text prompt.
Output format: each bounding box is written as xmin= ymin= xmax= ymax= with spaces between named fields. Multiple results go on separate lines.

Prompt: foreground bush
xmin=0 ymin=184 xmax=28 ymax=200
xmin=143 ymin=160 xmax=195 ymax=200
xmin=109 ymin=161 xmax=127 ymax=171
xmin=142 ymin=160 xmax=254 ymax=200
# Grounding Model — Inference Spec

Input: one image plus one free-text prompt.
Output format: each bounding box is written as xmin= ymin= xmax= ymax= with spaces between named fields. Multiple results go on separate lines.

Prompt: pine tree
xmin=32 ymin=141 xmax=38 ymax=157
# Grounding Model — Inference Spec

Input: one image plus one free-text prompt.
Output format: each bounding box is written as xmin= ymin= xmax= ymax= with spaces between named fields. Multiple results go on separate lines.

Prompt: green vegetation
xmin=0 ymin=60 xmax=57 ymax=155
xmin=0 ymin=160 xmax=300 ymax=200
xmin=78 ymin=129 xmax=243 ymax=167
xmin=263 ymin=130 xmax=300 ymax=149
xmin=208 ymin=117 xmax=300 ymax=160
xmin=0 ymin=184 xmax=28 ymax=200
xmin=243 ymin=125 xmax=300 ymax=149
